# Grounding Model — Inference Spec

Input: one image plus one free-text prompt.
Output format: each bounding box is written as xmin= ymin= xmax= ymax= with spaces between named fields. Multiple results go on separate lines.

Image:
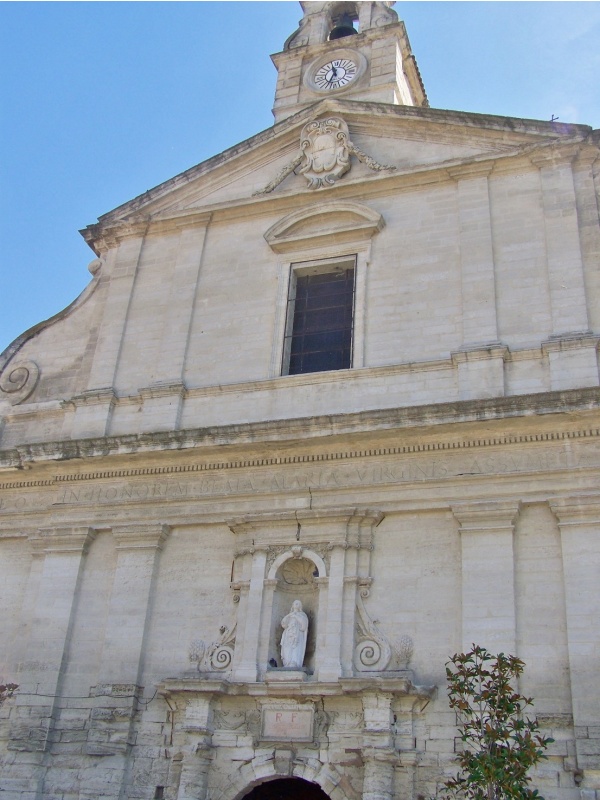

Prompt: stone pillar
xmin=449 ymin=166 xmax=507 ymax=401
xmin=318 ymin=544 xmax=345 ymax=681
xmin=550 ymin=496 xmax=600 ymax=778
xmin=72 ymin=229 xmax=147 ymax=438
xmin=532 ymin=151 xmax=589 ymax=337
xmin=452 ymin=501 xmax=520 ymax=653
xmin=140 ymin=216 xmax=211 ymax=433
xmin=531 ymin=150 xmax=596 ymax=391
xmin=177 ymin=695 xmax=214 ymax=800
xmin=257 ymin=577 xmax=278 ymax=673
xmin=362 ymin=692 xmax=396 ymax=800
xmin=451 ymin=346 xmax=508 ymax=401
xmin=451 ymin=165 xmax=499 ymax=346
xmin=232 ymin=548 xmax=268 ymax=682
xmin=10 ymin=527 xmax=95 ymax=752
xmin=86 ymin=523 xmax=170 ymax=757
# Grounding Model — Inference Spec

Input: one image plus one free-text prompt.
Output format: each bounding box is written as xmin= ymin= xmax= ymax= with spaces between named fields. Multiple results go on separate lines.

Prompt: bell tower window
xmin=328 ymin=7 xmax=359 ymax=40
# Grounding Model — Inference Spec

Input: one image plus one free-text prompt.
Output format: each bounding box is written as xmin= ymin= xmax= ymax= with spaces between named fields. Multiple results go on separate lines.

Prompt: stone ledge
xmin=158 ymin=675 xmax=436 ymax=702
xmin=1 ymin=387 xmax=599 ymax=473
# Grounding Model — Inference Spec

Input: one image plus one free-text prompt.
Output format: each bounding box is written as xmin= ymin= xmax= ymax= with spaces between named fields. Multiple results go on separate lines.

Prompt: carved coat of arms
xmin=254 ymin=115 xmax=396 ymax=195
xmin=298 ymin=118 xmax=351 ymax=189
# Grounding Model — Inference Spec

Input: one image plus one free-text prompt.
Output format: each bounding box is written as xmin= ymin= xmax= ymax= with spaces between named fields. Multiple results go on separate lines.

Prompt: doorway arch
xmin=242 ymin=778 xmax=331 ymax=800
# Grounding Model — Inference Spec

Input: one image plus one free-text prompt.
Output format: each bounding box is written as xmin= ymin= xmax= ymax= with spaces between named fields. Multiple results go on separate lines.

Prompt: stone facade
xmin=1 ymin=4 xmax=599 ymax=800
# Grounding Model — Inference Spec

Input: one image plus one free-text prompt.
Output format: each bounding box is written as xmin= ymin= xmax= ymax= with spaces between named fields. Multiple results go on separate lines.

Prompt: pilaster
xmin=361 ymin=692 xmax=396 ymax=800
xmin=86 ymin=523 xmax=170 ymax=757
xmin=541 ymin=334 xmax=600 ymax=391
xmin=452 ymin=501 xmax=521 ymax=653
xmin=318 ymin=543 xmax=346 ymax=682
xmin=72 ymin=230 xmax=146 ymax=437
xmin=531 ymin=151 xmax=589 ymax=336
xmin=451 ymin=345 xmax=508 ymax=401
xmin=9 ymin=527 xmax=96 ymax=752
xmin=231 ymin=546 xmax=268 ymax=683
xmin=176 ymin=694 xmax=214 ymax=800
xmin=140 ymin=217 xmax=211 ymax=433
xmin=550 ymin=496 xmax=600 ymax=773
xmin=450 ymin=164 xmax=499 ymax=347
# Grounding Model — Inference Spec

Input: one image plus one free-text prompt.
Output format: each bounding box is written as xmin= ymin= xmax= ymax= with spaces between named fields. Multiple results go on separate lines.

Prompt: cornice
xmin=79 ymin=98 xmax=595 ymax=254
xmin=549 ymin=495 xmax=600 ymax=525
xmin=0 ymin=388 xmax=599 ymax=484
xmin=99 ymin=135 xmax=594 ymax=237
xmin=451 ymin=500 xmax=522 ymax=531
xmin=158 ymin=675 xmax=436 ymax=700
xmin=29 ymin=526 xmax=96 ymax=555
xmin=112 ymin=523 xmax=171 ymax=551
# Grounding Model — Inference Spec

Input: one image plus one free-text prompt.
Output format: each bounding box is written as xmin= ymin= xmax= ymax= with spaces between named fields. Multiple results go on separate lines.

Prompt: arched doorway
xmin=242 ymin=778 xmax=331 ymax=800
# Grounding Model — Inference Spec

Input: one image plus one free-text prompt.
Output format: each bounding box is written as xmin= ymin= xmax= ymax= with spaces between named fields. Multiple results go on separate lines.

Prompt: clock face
xmin=314 ymin=58 xmax=358 ymax=90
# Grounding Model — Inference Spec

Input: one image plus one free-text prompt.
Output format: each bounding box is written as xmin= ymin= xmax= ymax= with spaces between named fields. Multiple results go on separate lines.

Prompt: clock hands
xmin=314 ymin=58 xmax=357 ymax=90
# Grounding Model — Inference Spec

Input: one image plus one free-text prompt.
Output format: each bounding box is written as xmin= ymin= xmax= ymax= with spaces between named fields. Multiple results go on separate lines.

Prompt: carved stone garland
xmin=254 ymin=116 xmax=396 ymax=195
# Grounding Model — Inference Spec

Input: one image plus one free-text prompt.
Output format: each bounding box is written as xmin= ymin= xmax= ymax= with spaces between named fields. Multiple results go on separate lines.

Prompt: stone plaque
xmin=261 ymin=708 xmax=313 ymax=741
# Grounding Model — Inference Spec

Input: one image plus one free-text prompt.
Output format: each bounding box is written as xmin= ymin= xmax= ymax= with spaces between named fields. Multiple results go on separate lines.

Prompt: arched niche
xmin=268 ymin=553 xmax=322 ymax=672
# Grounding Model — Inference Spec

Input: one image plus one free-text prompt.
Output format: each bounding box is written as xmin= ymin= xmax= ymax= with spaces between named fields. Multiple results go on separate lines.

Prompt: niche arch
xmin=268 ymin=551 xmax=324 ymax=671
xmin=267 ymin=548 xmax=327 ymax=580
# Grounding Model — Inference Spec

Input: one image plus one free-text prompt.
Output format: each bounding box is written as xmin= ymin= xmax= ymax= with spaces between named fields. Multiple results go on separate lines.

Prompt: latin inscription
xmin=261 ymin=708 xmax=313 ymax=741
xmin=1 ymin=442 xmax=599 ymax=513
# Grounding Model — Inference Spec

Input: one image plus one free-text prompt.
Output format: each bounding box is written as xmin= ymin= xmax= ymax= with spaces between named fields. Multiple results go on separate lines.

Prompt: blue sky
xmin=1 ymin=1 xmax=599 ymax=352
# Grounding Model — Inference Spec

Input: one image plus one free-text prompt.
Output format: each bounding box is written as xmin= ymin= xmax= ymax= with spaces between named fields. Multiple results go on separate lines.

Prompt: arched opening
xmin=268 ymin=556 xmax=319 ymax=672
xmin=328 ymin=2 xmax=359 ymax=40
xmin=242 ymin=778 xmax=331 ymax=800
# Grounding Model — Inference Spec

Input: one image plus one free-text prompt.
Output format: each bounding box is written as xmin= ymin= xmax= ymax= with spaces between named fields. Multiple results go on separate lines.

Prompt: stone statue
xmin=280 ymin=600 xmax=309 ymax=668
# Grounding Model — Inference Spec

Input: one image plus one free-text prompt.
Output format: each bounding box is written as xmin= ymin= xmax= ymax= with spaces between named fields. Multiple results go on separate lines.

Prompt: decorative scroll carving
xmin=354 ymin=582 xmax=414 ymax=671
xmin=189 ymin=621 xmax=237 ymax=673
xmin=254 ymin=116 xmax=396 ymax=195
xmin=354 ymin=587 xmax=392 ymax=671
xmin=87 ymin=257 xmax=103 ymax=275
xmin=0 ymin=360 xmax=39 ymax=405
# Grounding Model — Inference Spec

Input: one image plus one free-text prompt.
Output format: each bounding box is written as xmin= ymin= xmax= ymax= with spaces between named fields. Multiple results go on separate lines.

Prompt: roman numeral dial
xmin=314 ymin=58 xmax=358 ymax=90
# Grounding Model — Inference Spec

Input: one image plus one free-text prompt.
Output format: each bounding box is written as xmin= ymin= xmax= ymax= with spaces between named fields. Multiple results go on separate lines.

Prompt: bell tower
xmin=271 ymin=1 xmax=428 ymax=122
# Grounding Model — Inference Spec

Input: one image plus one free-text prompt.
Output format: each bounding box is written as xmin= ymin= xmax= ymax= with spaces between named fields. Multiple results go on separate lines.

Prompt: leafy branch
xmin=442 ymin=646 xmax=553 ymax=800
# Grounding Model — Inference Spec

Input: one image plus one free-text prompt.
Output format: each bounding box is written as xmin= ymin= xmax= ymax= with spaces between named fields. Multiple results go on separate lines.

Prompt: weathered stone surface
xmin=1 ymin=3 xmax=599 ymax=800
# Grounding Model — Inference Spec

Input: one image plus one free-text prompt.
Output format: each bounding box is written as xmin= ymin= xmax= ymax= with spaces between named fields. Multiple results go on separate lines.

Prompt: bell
xmin=329 ymin=12 xmax=357 ymax=40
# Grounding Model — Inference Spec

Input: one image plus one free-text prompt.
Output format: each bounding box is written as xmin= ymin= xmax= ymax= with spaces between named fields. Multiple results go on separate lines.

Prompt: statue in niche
xmin=280 ymin=600 xmax=309 ymax=669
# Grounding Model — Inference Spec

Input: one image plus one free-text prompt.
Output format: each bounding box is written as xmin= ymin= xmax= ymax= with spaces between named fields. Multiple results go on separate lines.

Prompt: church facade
xmin=1 ymin=4 xmax=599 ymax=800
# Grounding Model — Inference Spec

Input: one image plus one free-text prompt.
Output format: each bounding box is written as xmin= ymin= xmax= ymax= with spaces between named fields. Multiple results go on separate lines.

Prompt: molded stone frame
xmin=264 ymin=201 xmax=385 ymax=378
xmin=227 ymin=507 xmax=384 ymax=683
xmin=280 ymin=255 xmax=357 ymax=377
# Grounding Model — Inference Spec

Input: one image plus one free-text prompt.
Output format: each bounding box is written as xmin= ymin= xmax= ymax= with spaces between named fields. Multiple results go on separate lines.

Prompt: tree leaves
xmin=441 ymin=646 xmax=553 ymax=800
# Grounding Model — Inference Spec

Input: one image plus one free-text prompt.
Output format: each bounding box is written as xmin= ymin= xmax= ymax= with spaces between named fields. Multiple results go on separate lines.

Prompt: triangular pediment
xmin=81 ymin=99 xmax=590 ymax=252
